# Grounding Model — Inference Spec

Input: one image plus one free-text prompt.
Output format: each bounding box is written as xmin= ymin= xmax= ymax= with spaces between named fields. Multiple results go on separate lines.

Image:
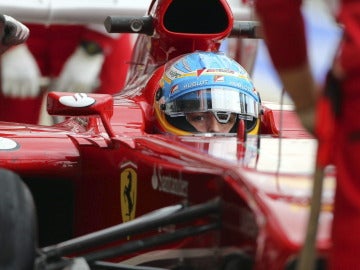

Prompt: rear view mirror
xmin=47 ymin=92 xmax=115 ymax=137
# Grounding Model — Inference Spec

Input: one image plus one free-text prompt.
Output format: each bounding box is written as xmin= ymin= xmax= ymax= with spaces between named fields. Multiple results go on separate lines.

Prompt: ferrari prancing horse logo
xmin=120 ymin=162 xmax=137 ymax=223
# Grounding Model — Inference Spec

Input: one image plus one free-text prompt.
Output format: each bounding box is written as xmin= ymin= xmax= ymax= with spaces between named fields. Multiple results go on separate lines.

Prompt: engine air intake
xmin=163 ymin=0 xmax=229 ymax=34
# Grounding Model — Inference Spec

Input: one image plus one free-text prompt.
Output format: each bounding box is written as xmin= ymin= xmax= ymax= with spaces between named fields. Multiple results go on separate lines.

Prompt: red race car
xmin=0 ymin=0 xmax=334 ymax=270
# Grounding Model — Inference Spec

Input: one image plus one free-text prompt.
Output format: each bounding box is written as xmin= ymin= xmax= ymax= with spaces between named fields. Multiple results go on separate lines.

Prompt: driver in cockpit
xmin=154 ymin=51 xmax=261 ymax=135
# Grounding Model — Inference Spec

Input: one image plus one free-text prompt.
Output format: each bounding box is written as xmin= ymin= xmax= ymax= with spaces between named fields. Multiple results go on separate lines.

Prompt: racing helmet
xmin=155 ymin=51 xmax=261 ymax=135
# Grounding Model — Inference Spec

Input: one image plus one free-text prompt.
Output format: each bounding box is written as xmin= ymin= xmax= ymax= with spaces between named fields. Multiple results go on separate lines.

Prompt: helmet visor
xmin=164 ymin=87 xmax=260 ymax=119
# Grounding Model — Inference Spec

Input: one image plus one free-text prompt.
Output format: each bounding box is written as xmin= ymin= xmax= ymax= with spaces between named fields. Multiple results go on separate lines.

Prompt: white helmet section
xmin=0 ymin=0 xmax=253 ymax=25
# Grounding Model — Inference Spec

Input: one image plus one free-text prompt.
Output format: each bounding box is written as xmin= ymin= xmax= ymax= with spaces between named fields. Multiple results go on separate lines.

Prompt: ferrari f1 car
xmin=0 ymin=0 xmax=335 ymax=269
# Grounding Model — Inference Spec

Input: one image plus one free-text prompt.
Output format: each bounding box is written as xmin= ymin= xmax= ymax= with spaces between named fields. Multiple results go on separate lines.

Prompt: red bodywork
xmin=0 ymin=0 xmax=334 ymax=269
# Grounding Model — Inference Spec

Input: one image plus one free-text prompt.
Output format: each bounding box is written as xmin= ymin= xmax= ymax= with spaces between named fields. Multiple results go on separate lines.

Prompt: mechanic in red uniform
xmin=0 ymin=24 xmax=133 ymax=124
xmin=255 ymin=0 xmax=360 ymax=269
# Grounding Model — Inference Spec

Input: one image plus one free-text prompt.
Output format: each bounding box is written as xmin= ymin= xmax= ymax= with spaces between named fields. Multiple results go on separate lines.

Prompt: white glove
xmin=54 ymin=45 xmax=105 ymax=93
xmin=1 ymin=44 xmax=41 ymax=98
xmin=0 ymin=14 xmax=29 ymax=54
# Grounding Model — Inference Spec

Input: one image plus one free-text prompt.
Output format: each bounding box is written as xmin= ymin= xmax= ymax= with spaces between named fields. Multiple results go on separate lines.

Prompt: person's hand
xmin=54 ymin=45 xmax=105 ymax=93
xmin=296 ymin=105 xmax=316 ymax=135
xmin=1 ymin=44 xmax=41 ymax=98
xmin=0 ymin=14 xmax=29 ymax=54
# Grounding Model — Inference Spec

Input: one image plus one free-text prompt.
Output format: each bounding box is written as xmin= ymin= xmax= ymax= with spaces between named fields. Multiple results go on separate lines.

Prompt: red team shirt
xmin=0 ymin=24 xmax=132 ymax=124
xmin=256 ymin=0 xmax=360 ymax=269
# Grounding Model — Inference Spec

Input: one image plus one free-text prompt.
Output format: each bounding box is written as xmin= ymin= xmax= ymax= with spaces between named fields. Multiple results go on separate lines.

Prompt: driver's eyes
xmin=187 ymin=114 xmax=205 ymax=122
xmin=217 ymin=113 xmax=229 ymax=121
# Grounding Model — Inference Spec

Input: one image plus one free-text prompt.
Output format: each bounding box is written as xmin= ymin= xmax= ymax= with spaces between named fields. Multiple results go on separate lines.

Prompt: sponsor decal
xmin=167 ymin=67 xmax=184 ymax=79
xmin=0 ymin=137 xmax=19 ymax=151
xmin=182 ymin=80 xmax=208 ymax=90
xmin=196 ymin=69 xmax=206 ymax=77
xmin=206 ymin=68 xmax=236 ymax=74
xmin=170 ymin=84 xmax=179 ymax=94
xmin=228 ymin=81 xmax=253 ymax=93
xmin=151 ymin=166 xmax=188 ymax=197
xmin=120 ymin=162 xmax=137 ymax=223
xmin=59 ymin=93 xmax=95 ymax=108
xmin=214 ymin=75 xmax=224 ymax=82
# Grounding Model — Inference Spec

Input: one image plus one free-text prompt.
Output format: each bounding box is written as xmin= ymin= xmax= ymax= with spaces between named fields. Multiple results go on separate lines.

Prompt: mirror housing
xmin=47 ymin=92 xmax=116 ymax=138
